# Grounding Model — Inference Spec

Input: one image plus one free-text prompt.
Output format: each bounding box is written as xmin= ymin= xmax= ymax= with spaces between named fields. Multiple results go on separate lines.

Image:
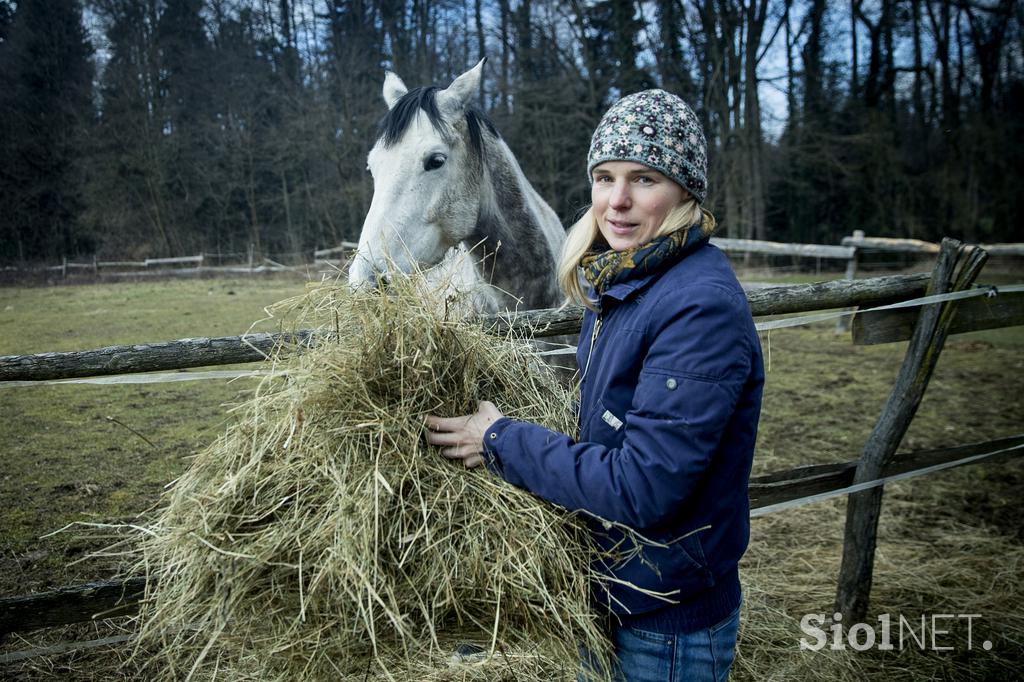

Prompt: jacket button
xmin=666 ymin=378 xmax=678 ymax=390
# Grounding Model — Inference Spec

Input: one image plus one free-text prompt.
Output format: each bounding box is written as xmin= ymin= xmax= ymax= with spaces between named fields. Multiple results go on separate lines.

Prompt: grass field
xmin=1 ymin=271 xmax=1022 ymax=680
xmin=0 ymin=276 xmax=311 ymax=596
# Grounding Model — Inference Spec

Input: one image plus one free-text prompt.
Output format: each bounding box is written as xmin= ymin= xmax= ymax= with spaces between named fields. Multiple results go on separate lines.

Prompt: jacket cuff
xmin=482 ymin=417 xmax=515 ymax=476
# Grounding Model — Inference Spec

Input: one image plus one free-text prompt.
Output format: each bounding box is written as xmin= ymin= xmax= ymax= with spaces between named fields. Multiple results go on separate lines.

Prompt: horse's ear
xmin=383 ymin=71 xmax=408 ymax=110
xmin=438 ymin=58 xmax=485 ymax=114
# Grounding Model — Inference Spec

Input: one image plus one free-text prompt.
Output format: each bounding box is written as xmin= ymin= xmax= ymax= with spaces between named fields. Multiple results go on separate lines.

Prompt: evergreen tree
xmin=589 ymin=0 xmax=654 ymax=96
xmin=83 ymin=0 xmax=176 ymax=255
xmin=654 ymin=0 xmax=697 ymax=103
xmin=0 ymin=0 xmax=94 ymax=261
xmin=156 ymin=0 xmax=216 ymax=250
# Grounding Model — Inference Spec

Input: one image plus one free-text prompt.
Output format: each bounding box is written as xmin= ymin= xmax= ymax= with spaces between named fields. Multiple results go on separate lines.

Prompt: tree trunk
xmin=910 ymin=0 xmax=926 ymax=129
xmin=475 ymin=0 xmax=485 ymax=108
xmin=744 ymin=0 xmax=768 ymax=240
xmin=850 ymin=0 xmax=859 ymax=98
xmin=499 ymin=0 xmax=510 ymax=114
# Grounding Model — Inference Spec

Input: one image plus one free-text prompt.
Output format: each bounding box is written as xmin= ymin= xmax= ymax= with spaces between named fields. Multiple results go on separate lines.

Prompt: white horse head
xmin=349 ymin=61 xmax=565 ymax=313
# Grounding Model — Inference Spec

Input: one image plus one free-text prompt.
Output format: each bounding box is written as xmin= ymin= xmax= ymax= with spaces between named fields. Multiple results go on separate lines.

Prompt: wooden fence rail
xmin=841 ymin=235 xmax=1024 ymax=256
xmin=711 ymin=237 xmax=854 ymax=260
xmin=314 ymin=242 xmax=358 ymax=259
xmin=0 ymin=274 xmax=935 ymax=382
xmin=9 ymin=242 xmax=362 ymax=279
xmin=853 ymin=288 xmax=1024 ymax=344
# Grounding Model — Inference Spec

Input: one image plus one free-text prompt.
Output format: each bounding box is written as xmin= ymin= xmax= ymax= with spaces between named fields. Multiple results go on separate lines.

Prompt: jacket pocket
xmin=582 ymin=399 xmax=627 ymax=447
xmin=659 ymin=533 xmax=715 ymax=591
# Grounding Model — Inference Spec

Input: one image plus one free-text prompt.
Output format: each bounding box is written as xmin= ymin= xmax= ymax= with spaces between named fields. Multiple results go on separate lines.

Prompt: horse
xmin=348 ymin=60 xmax=566 ymax=315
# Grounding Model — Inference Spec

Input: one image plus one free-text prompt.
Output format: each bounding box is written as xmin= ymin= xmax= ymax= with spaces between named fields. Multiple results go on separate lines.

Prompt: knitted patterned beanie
xmin=587 ymin=89 xmax=708 ymax=203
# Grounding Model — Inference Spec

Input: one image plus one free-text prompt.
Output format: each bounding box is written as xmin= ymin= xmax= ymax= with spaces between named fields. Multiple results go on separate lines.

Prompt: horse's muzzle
xmin=348 ymin=263 xmax=392 ymax=292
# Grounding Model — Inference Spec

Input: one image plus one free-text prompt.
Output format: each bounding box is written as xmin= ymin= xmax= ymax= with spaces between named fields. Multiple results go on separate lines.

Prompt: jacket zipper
xmin=581 ymin=314 xmax=603 ymax=383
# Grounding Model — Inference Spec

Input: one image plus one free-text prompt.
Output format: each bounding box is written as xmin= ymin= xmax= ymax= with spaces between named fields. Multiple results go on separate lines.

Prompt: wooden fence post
xmin=834 ymin=238 xmax=988 ymax=622
xmin=247 ymin=243 xmax=254 ymax=273
xmin=61 ymin=256 xmax=67 ymax=280
xmin=836 ymin=229 xmax=864 ymax=332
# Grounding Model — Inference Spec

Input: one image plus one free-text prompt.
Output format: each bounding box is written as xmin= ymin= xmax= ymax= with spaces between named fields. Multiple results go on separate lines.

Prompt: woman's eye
xmin=424 ymin=153 xmax=447 ymax=171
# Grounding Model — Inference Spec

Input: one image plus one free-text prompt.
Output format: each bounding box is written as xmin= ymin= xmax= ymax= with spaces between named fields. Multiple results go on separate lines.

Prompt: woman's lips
xmin=606 ymin=218 xmax=637 ymax=235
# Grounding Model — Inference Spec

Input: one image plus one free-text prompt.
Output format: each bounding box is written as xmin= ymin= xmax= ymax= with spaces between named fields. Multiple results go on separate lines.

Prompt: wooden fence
xmin=1 ymin=238 xmax=1023 ymax=657
xmin=1 ymin=242 xmax=360 ymax=279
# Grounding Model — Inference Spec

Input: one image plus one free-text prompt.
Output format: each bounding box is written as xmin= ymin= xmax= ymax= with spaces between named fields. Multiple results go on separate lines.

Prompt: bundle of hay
xmin=130 ymin=277 xmax=613 ymax=681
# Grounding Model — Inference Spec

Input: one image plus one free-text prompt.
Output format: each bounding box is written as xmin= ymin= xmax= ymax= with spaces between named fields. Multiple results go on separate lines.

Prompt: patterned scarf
xmin=581 ymin=208 xmax=717 ymax=296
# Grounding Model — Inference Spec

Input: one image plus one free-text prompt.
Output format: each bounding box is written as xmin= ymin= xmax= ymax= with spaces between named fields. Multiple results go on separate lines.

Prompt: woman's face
xmin=591 ymin=161 xmax=688 ymax=252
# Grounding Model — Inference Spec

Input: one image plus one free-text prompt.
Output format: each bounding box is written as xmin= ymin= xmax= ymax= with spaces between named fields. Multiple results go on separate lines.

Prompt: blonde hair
xmin=557 ymin=197 xmax=702 ymax=309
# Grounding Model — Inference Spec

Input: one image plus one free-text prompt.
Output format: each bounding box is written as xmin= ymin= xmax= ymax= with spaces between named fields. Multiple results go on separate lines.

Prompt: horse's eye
xmin=424 ymin=153 xmax=446 ymax=171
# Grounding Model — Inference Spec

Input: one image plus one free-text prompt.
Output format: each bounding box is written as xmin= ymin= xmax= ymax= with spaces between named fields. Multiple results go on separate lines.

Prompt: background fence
xmin=0 ymin=242 xmax=359 ymax=279
xmin=2 ymin=234 xmax=1022 ymax=282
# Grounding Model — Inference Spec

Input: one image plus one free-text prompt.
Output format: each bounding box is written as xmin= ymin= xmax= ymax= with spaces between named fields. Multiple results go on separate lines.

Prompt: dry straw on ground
xmin=733 ymin=477 xmax=1024 ymax=681
xmin=128 ymin=276 xmax=613 ymax=681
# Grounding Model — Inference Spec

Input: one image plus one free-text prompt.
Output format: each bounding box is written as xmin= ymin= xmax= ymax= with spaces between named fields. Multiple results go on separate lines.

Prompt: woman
xmin=425 ymin=89 xmax=764 ymax=682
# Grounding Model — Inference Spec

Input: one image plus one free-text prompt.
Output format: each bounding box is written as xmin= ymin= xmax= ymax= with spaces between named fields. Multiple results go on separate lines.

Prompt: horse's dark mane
xmin=378 ymin=86 xmax=499 ymax=156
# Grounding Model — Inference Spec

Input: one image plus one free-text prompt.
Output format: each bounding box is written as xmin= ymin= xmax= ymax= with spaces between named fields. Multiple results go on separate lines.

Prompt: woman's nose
xmin=609 ymin=181 xmax=631 ymax=209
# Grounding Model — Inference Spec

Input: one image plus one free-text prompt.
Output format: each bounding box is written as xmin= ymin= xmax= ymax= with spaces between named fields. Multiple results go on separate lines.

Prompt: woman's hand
xmin=424 ymin=401 xmax=504 ymax=469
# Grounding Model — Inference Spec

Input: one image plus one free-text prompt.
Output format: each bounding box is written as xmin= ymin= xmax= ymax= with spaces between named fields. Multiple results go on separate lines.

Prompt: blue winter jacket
xmin=482 ymin=240 xmax=764 ymax=632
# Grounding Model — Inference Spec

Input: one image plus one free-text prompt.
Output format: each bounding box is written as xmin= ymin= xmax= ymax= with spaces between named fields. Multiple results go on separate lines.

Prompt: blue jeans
xmin=581 ymin=605 xmax=741 ymax=682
